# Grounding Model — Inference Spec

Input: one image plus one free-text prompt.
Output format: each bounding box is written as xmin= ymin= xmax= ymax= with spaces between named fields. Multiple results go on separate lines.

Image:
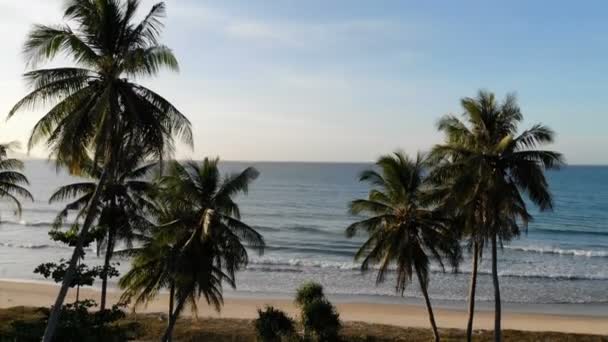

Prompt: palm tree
xmin=346 ymin=152 xmax=459 ymax=342
xmin=430 ymin=90 xmax=563 ymax=342
xmin=8 ymin=1 xmax=191 ymax=339
xmin=49 ymin=147 xmax=157 ymax=310
xmin=120 ymin=158 xmax=265 ymax=342
xmin=0 ymin=142 xmax=33 ymax=218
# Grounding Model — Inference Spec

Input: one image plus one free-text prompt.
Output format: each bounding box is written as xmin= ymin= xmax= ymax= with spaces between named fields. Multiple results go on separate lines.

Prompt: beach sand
xmin=0 ymin=280 xmax=606 ymax=335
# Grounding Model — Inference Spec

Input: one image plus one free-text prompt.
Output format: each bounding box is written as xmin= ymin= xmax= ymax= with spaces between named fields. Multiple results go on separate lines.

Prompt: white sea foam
xmin=247 ymin=257 xmax=608 ymax=281
xmin=506 ymin=245 xmax=608 ymax=258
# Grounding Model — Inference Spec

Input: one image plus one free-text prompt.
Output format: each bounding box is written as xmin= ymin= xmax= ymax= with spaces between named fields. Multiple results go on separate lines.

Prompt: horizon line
xmin=14 ymin=156 xmax=608 ymax=167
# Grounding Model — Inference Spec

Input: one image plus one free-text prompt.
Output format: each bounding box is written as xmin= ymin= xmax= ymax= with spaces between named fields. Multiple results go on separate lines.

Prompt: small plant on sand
xmin=295 ymin=282 xmax=341 ymax=342
xmin=255 ymin=306 xmax=296 ymax=342
xmin=301 ymin=299 xmax=341 ymax=342
xmin=295 ymin=282 xmax=325 ymax=307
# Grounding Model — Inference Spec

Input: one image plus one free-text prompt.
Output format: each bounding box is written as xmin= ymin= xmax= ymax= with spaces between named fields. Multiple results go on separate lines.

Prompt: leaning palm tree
xmin=430 ymin=90 xmax=563 ymax=342
xmin=120 ymin=158 xmax=265 ymax=342
xmin=346 ymin=152 xmax=459 ymax=342
xmin=50 ymin=147 xmax=157 ymax=310
xmin=8 ymin=1 xmax=191 ymax=339
xmin=0 ymin=142 xmax=33 ymax=218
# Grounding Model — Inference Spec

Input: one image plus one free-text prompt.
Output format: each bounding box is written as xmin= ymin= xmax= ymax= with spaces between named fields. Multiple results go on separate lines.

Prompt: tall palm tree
xmin=0 ymin=142 xmax=33 ymax=219
xmin=120 ymin=158 xmax=265 ymax=342
xmin=49 ymin=147 xmax=157 ymax=310
xmin=430 ymin=90 xmax=563 ymax=342
xmin=346 ymin=152 xmax=459 ymax=342
xmin=8 ymin=1 xmax=191 ymax=339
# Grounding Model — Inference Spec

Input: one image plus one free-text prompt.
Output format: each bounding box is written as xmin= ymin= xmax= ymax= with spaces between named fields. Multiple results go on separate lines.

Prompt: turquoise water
xmin=0 ymin=161 xmax=606 ymax=305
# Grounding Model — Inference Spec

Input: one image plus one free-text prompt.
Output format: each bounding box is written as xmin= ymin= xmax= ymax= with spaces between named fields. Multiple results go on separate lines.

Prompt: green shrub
xmin=254 ymin=306 xmax=296 ymax=342
xmin=50 ymin=300 xmax=129 ymax=342
xmin=295 ymin=282 xmax=325 ymax=307
xmin=301 ymin=299 xmax=341 ymax=342
xmin=0 ymin=301 xmax=136 ymax=342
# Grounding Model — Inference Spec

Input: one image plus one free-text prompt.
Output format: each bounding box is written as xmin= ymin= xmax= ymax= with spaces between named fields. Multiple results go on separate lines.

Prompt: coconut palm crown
xmin=8 ymin=0 xmax=192 ymax=173
xmin=0 ymin=142 xmax=33 ymax=216
xmin=430 ymin=90 xmax=564 ymax=342
xmin=346 ymin=151 xmax=460 ymax=342
xmin=120 ymin=158 xmax=265 ymax=342
xmin=49 ymin=146 xmax=157 ymax=310
xmin=8 ymin=2 xmax=192 ymax=340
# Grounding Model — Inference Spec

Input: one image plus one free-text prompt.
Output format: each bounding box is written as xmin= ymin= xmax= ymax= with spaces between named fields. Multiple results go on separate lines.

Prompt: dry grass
xmin=126 ymin=313 xmax=608 ymax=342
xmin=1 ymin=307 xmax=607 ymax=341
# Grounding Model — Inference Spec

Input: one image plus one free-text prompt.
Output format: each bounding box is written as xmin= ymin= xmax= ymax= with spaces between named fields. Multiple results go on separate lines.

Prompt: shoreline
xmin=1 ymin=280 xmax=607 ymax=335
xmin=3 ymin=278 xmax=607 ymax=317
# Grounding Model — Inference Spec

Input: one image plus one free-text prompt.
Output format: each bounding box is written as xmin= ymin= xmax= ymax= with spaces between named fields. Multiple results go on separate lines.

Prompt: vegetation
xmin=346 ymin=152 xmax=460 ymax=342
xmin=49 ymin=148 xmax=157 ymax=310
xmin=254 ymin=306 xmax=296 ymax=342
xmin=294 ymin=281 xmax=325 ymax=307
xmin=301 ymin=299 xmax=341 ymax=342
xmin=0 ymin=304 xmax=131 ymax=342
xmin=430 ymin=91 xmax=563 ymax=341
xmin=3 ymin=0 xmax=571 ymax=340
xmin=0 ymin=142 xmax=33 ymax=218
xmin=295 ymin=282 xmax=341 ymax=341
xmin=34 ymin=227 xmax=119 ymax=303
xmin=7 ymin=0 xmax=191 ymax=339
xmin=119 ymin=158 xmax=265 ymax=341
xmin=43 ymin=300 xmax=129 ymax=342
xmin=1 ymin=307 xmax=606 ymax=342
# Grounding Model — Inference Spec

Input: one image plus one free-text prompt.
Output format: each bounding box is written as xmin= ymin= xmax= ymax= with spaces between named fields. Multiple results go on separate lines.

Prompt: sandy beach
xmin=1 ymin=280 xmax=606 ymax=335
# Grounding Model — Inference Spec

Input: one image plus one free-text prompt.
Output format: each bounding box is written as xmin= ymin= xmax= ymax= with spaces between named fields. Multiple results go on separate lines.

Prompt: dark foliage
xmin=295 ymin=282 xmax=325 ymax=307
xmin=301 ymin=299 xmax=341 ymax=342
xmin=0 ymin=301 xmax=133 ymax=342
xmin=254 ymin=306 xmax=296 ymax=342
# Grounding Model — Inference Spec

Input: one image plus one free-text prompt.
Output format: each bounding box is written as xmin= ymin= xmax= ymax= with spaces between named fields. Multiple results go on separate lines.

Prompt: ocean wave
xmin=22 ymin=207 xmax=64 ymax=214
xmin=289 ymin=224 xmax=336 ymax=235
xmin=255 ymin=226 xmax=282 ymax=233
xmin=531 ymin=227 xmax=608 ymax=237
xmin=0 ymin=242 xmax=93 ymax=252
xmin=246 ymin=266 xmax=303 ymax=274
xmin=264 ymin=245 xmax=354 ymax=257
xmin=0 ymin=220 xmax=70 ymax=228
xmin=505 ymin=245 xmax=608 ymax=258
xmin=0 ymin=242 xmax=51 ymax=249
xmin=255 ymin=224 xmax=337 ymax=235
xmin=250 ymin=258 xmax=360 ymax=270
xmin=248 ymin=258 xmax=608 ymax=281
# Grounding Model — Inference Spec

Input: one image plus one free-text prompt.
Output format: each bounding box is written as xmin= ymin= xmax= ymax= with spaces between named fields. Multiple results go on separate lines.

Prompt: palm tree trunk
xmin=75 ymin=258 xmax=80 ymax=303
xmin=491 ymin=235 xmax=501 ymax=342
xmin=162 ymin=295 xmax=186 ymax=342
xmin=42 ymin=169 xmax=109 ymax=342
xmin=416 ymin=267 xmax=440 ymax=342
xmin=466 ymin=242 xmax=480 ymax=342
xmin=100 ymin=228 xmax=115 ymax=311
xmin=169 ymin=281 xmax=175 ymax=320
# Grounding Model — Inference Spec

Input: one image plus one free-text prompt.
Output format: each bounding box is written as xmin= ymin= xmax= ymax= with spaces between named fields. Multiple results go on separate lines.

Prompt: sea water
xmin=0 ymin=160 xmax=606 ymax=306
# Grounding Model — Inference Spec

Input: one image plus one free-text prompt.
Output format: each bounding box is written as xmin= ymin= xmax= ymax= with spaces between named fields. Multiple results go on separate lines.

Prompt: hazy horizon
xmin=11 ymin=155 xmax=608 ymax=166
xmin=0 ymin=1 xmax=607 ymax=164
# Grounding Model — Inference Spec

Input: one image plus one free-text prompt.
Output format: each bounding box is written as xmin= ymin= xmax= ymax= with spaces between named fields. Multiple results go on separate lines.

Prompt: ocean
xmin=1 ymin=160 xmax=607 ymax=307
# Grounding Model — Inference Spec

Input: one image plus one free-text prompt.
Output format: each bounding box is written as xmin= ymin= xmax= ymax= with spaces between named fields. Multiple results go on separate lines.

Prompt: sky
xmin=0 ymin=0 xmax=606 ymax=164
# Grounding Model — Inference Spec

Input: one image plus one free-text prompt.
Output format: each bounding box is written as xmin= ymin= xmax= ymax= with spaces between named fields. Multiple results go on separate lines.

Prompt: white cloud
xmin=169 ymin=2 xmax=419 ymax=51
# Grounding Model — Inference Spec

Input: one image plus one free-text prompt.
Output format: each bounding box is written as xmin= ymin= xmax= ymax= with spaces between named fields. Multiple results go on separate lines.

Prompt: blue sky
xmin=0 ymin=0 xmax=606 ymax=163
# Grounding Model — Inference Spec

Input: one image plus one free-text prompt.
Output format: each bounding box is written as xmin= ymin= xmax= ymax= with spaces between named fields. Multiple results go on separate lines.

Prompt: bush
xmin=49 ymin=300 xmax=130 ymax=342
xmin=301 ymin=298 xmax=341 ymax=342
xmin=295 ymin=282 xmax=325 ymax=307
xmin=0 ymin=301 xmax=135 ymax=342
xmin=254 ymin=306 xmax=296 ymax=342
